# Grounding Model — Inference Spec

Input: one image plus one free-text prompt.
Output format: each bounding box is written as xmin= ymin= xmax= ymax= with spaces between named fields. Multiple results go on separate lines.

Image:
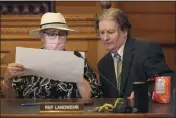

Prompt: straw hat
xmin=29 ymin=12 xmax=75 ymax=38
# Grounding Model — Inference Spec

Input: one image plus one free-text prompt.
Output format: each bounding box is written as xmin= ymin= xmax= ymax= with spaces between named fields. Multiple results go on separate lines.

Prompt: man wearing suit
xmin=95 ymin=8 xmax=174 ymax=98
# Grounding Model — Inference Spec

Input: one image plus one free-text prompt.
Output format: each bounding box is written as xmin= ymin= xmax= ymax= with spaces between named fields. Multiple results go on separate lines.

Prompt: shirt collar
xmin=111 ymin=39 xmax=126 ymax=60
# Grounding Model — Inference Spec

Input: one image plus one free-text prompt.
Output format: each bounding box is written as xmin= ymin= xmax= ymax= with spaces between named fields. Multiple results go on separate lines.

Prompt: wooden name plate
xmin=40 ymin=102 xmax=84 ymax=113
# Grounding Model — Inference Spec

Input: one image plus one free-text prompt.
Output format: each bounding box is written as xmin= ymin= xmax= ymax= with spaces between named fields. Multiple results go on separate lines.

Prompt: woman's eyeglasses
xmin=43 ymin=32 xmax=67 ymax=39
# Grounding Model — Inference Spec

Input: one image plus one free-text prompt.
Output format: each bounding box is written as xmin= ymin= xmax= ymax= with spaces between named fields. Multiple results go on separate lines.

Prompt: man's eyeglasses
xmin=43 ymin=32 xmax=67 ymax=39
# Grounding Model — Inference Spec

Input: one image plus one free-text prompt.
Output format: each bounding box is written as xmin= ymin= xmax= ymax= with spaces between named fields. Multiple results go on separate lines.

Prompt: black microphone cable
xmin=74 ymin=51 xmax=133 ymax=113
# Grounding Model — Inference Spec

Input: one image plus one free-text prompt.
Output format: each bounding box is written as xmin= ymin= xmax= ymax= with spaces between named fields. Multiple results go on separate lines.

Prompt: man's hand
xmin=128 ymin=91 xmax=135 ymax=100
xmin=76 ymin=80 xmax=91 ymax=99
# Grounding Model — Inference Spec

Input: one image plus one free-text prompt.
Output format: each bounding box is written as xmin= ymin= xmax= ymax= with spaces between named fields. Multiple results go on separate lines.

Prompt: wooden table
xmin=0 ymin=98 xmax=172 ymax=118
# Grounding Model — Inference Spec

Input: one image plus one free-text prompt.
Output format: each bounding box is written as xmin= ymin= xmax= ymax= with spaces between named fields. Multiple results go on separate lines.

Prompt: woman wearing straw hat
xmin=1 ymin=12 xmax=102 ymax=99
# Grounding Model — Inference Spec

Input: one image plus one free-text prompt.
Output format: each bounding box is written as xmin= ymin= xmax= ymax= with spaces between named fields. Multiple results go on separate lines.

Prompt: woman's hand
xmin=2 ymin=63 xmax=24 ymax=97
xmin=4 ymin=63 xmax=24 ymax=83
xmin=76 ymin=79 xmax=91 ymax=99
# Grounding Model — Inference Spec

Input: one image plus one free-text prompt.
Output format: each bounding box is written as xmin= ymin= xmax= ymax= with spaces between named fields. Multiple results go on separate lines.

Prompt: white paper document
xmin=15 ymin=47 xmax=85 ymax=82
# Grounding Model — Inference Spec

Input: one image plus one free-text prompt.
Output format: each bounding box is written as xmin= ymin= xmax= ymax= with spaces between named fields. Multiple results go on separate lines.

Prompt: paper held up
xmin=15 ymin=47 xmax=85 ymax=83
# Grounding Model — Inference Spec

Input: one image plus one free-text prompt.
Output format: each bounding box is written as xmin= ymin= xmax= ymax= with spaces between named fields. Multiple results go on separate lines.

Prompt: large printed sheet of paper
xmin=15 ymin=47 xmax=85 ymax=82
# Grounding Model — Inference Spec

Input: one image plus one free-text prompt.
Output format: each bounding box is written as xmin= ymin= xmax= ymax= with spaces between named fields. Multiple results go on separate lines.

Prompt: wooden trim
xmin=87 ymin=40 xmax=99 ymax=71
xmin=160 ymin=43 xmax=176 ymax=47
xmin=0 ymin=113 xmax=171 ymax=118
xmin=1 ymin=34 xmax=99 ymax=40
xmin=1 ymin=65 xmax=7 ymax=78
xmin=118 ymin=2 xmax=175 ymax=14
xmin=1 ymin=15 xmax=96 ymax=21
xmin=1 ymin=21 xmax=95 ymax=27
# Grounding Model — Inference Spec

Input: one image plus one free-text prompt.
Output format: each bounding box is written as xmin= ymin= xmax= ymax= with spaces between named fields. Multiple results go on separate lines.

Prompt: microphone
xmin=74 ymin=51 xmax=120 ymax=95
xmin=74 ymin=51 xmax=132 ymax=113
xmin=74 ymin=51 xmax=84 ymax=59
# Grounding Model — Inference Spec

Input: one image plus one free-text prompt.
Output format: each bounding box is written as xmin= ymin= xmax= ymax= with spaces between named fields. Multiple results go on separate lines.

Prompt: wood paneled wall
xmin=1 ymin=1 xmax=176 ymax=79
xmin=117 ymin=2 xmax=176 ymax=70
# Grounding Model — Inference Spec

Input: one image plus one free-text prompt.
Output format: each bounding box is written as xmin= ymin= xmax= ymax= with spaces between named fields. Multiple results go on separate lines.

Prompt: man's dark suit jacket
xmin=98 ymin=38 xmax=174 ymax=98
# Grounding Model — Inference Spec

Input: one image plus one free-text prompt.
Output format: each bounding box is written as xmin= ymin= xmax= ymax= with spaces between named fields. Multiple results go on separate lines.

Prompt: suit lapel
xmin=121 ymin=38 xmax=135 ymax=94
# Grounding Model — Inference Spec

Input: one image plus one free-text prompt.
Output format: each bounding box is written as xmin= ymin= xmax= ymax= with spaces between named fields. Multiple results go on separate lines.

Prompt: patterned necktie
xmin=113 ymin=53 xmax=122 ymax=91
